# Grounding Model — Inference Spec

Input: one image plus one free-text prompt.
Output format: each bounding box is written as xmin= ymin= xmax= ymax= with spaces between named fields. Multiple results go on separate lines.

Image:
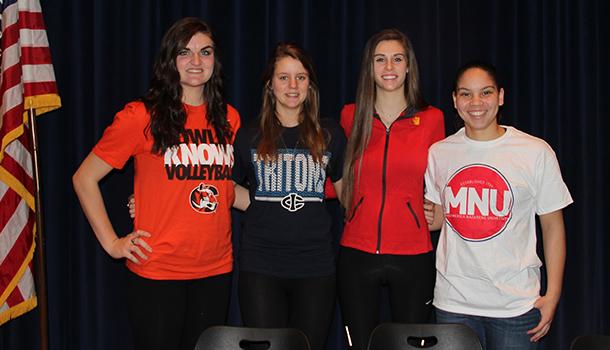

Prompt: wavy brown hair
xmin=142 ymin=17 xmax=232 ymax=154
xmin=342 ymin=29 xmax=428 ymax=210
xmin=256 ymin=42 xmax=326 ymax=162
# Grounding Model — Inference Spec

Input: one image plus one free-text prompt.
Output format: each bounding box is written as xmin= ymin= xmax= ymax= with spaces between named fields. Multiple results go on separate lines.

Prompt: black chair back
xmin=195 ymin=326 xmax=311 ymax=350
xmin=367 ymin=323 xmax=482 ymax=350
xmin=570 ymin=335 xmax=610 ymax=350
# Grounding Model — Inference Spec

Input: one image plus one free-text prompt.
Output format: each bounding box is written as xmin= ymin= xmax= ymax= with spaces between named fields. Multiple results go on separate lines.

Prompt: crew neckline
xmin=461 ymin=126 xmax=511 ymax=146
xmin=183 ymin=102 xmax=206 ymax=109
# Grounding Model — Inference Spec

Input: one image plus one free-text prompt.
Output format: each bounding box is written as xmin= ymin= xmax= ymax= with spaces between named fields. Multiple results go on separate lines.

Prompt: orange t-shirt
xmin=93 ymin=101 xmax=240 ymax=280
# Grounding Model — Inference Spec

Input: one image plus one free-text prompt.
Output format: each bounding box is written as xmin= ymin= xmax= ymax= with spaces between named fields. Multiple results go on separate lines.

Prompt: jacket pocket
xmin=406 ymin=201 xmax=421 ymax=229
xmin=348 ymin=196 xmax=364 ymax=222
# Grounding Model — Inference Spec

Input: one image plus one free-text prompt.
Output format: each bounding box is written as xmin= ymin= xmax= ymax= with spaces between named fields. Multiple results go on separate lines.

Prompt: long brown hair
xmin=256 ymin=42 xmax=326 ymax=162
xmin=341 ymin=29 xmax=428 ymax=210
xmin=142 ymin=17 xmax=232 ymax=154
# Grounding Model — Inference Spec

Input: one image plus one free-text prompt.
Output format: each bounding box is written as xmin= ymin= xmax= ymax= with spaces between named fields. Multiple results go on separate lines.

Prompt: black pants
xmin=238 ymin=270 xmax=336 ymax=350
xmin=337 ymin=246 xmax=435 ymax=350
xmin=126 ymin=271 xmax=232 ymax=350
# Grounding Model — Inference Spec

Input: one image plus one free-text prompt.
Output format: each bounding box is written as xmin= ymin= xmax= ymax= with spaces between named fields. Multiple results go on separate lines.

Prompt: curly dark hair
xmin=142 ymin=17 xmax=232 ymax=154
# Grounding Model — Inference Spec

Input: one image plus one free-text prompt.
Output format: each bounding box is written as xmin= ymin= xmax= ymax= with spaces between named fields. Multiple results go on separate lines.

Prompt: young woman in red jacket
xmin=337 ymin=29 xmax=445 ymax=350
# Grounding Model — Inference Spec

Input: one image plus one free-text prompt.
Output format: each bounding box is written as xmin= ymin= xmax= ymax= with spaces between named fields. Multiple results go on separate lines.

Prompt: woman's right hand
xmin=108 ymin=230 xmax=152 ymax=264
xmin=127 ymin=194 xmax=136 ymax=218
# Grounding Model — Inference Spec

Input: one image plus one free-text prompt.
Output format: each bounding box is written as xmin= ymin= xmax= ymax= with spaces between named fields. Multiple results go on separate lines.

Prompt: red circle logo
xmin=190 ymin=183 xmax=219 ymax=214
xmin=444 ymin=164 xmax=513 ymax=241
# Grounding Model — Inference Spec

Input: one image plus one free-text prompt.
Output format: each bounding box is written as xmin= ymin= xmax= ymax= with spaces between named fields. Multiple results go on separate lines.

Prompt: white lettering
xmin=283 ymin=153 xmax=294 ymax=191
xmin=490 ymin=190 xmax=511 ymax=216
xmin=468 ymin=188 xmax=489 ymax=215
xmin=445 ymin=186 xmax=511 ymax=217
xmin=445 ymin=186 xmax=468 ymax=214
xmin=294 ymin=154 xmax=307 ymax=191
xmin=264 ymin=159 xmax=276 ymax=191
xmin=253 ymin=152 xmax=263 ymax=191
xmin=164 ymin=147 xmax=181 ymax=165
xmin=181 ymin=144 xmax=199 ymax=165
xmin=165 ymin=143 xmax=233 ymax=166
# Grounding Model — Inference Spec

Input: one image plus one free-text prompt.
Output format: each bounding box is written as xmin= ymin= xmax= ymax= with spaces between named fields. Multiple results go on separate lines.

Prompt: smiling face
xmin=270 ymin=56 xmax=310 ymax=120
xmin=453 ymin=67 xmax=505 ymax=140
xmin=373 ymin=40 xmax=408 ymax=93
xmin=175 ymin=32 xmax=215 ymax=103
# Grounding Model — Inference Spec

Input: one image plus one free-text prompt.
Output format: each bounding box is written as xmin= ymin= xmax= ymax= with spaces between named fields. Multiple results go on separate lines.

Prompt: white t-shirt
xmin=424 ymin=126 xmax=573 ymax=317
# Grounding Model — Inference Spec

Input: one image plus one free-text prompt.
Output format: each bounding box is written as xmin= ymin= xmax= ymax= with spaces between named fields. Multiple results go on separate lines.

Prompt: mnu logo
xmin=189 ymin=183 xmax=219 ymax=214
xmin=281 ymin=193 xmax=305 ymax=212
xmin=444 ymin=164 xmax=513 ymax=241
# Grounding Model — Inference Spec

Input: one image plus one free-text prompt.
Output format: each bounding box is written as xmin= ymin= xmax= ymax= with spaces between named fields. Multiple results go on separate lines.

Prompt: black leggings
xmin=238 ymin=270 xmax=336 ymax=350
xmin=126 ymin=271 xmax=231 ymax=350
xmin=337 ymin=246 xmax=435 ymax=350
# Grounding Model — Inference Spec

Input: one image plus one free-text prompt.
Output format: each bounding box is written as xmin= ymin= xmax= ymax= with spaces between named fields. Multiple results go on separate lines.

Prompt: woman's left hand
xmin=527 ymin=295 xmax=559 ymax=342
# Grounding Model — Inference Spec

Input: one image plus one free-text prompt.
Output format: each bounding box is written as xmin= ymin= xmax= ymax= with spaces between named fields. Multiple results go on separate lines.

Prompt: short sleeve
xmin=424 ymin=146 xmax=441 ymax=205
xmin=231 ymin=127 xmax=249 ymax=185
xmin=226 ymin=104 xmax=241 ymax=140
xmin=93 ymin=102 xmax=150 ymax=169
xmin=325 ymin=120 xmax=346 ymax=182
xmin=533 ymin=144 xmax=573 ymax=214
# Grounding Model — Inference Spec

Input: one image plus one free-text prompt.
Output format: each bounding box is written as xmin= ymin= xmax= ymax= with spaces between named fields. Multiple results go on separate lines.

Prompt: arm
xmin=73 ymin=152 xmax=151 ymax=263
xmin=527 ymin=209 xmax=566 ymax=341
xmin=424 ymin=199 xmax=444 ymax=231
xmin=232 ymin=181 xmax=250 ymax=211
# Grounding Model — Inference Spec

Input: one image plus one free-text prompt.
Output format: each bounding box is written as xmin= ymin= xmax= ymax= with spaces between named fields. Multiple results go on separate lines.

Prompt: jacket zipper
xmin=376 ymin=126 xmax=391 ymax=254
xmin=348 ymin=196 xmax=364 ymax=222
xmin=407 ymin=201 xmax=421 ymax=229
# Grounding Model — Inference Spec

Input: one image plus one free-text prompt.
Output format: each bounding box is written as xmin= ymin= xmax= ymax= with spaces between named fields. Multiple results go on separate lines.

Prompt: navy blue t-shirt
xmin=232 ymin=119 xmax=346 ymax=278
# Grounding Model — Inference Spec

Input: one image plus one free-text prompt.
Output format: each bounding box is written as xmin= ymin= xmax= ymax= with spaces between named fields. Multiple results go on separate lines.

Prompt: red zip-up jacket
xmin=340 ymin=103 xmax=445 ymax=255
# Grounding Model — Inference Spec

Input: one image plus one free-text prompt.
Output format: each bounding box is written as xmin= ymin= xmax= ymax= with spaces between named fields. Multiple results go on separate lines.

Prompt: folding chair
xmin=195 ymin=325 xmax=311 ymax=350
xmin=367 ymin=323 xmax=482 ymax=350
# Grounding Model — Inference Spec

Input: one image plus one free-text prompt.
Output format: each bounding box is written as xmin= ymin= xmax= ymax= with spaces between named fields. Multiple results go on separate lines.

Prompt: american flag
xmin=0 ymin=0 xmax=60 ymax=325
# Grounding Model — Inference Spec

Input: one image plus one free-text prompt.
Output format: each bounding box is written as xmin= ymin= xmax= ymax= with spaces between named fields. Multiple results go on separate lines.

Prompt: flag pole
xmin=27 ymin=105 xmax=49 ymax=350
